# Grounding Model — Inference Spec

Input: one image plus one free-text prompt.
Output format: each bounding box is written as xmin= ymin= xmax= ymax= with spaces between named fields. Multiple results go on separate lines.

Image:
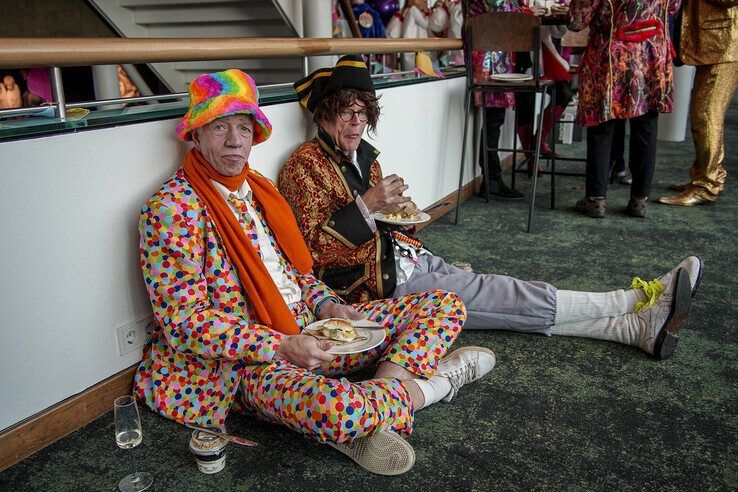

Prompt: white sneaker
xmin=658 ymin=256 xmax=704 ymax=297
xmin=327 ymin=431 xmax=415 ymax=475
xmin=435 ymin=346 xmax=496 ymax=402
xmin=634 ymin=268 xmax=693 ymax=359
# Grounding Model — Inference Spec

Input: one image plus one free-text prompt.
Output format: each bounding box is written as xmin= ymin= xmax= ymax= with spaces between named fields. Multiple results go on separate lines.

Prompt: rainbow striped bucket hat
xmin=176 ymin=69 xmax=272 ymax=143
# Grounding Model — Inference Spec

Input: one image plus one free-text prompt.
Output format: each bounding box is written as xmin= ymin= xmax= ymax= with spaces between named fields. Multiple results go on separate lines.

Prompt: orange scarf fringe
xmin=183 ymin=148 xmax=313 ymax=335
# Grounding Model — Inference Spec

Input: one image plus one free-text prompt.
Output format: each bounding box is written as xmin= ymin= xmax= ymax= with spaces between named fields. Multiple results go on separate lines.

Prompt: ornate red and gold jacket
xmin=279 ymin=130 xmax=410 ymax=303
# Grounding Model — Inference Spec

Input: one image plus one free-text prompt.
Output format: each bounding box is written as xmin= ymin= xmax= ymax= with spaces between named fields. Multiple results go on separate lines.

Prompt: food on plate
xmin=314 ymin=319 xmax=359 ymax=342
xmin=384 ymin=201 xmax=421 ymax=221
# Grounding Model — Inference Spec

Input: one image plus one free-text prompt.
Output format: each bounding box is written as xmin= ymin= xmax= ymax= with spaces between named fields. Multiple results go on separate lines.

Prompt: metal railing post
xmin=92 ymin=65 xmax=121 ymax=110
xmin=50 ymin=67 xmax=66 ymax=120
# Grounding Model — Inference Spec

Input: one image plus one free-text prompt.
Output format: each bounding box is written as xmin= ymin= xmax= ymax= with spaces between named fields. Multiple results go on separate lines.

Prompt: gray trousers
xmin=392 ymin=254 xmax=557 ymax=334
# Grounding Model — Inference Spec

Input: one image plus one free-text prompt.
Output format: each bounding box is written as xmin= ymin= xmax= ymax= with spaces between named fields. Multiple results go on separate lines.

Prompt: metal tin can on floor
xmin=189 ymin=429 xmax=228 ymax=474
xmin=452 ymin=261 xmax=474 ymax=273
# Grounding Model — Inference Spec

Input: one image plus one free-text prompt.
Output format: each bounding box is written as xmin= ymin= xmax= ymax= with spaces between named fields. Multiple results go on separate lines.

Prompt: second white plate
xmin=304 ymin=319 xmax=386 ymax=355
xmin=489 ymin=73 xmax=534 ymax=82
xmin=372 ymin=211 xmax=431 ymax=225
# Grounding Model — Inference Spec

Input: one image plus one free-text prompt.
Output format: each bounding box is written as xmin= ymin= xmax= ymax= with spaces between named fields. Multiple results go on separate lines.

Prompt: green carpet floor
xmin=2 ymin=102 xmax=737 ymax=491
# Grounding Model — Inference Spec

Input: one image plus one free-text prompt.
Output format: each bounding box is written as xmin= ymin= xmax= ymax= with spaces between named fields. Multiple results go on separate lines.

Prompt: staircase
xmin=88 ymin=0 xmax=304 ymax=92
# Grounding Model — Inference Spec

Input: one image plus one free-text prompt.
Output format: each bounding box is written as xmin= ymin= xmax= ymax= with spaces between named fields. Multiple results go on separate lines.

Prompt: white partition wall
xmin=0 ymin=76 xmax=474 ymax=431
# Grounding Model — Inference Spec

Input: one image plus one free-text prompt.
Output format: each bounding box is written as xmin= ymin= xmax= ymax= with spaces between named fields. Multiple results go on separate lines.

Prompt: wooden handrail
xmin=0 ymin=37 xmax=462 ymax=69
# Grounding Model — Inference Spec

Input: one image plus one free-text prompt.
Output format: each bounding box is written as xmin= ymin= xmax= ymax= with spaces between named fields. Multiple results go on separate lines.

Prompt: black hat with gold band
xmin=294 ymin=55 xmax=375 ymax=112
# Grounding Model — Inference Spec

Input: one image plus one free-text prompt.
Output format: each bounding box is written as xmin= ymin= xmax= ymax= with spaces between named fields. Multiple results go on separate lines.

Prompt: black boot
xmin=477 ymin=177 xmax=524 ymax=200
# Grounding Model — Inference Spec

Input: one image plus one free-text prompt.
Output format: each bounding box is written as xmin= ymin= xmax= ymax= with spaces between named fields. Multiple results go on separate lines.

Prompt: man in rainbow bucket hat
xmin=134 ymin=68 xmax=497 ymax=475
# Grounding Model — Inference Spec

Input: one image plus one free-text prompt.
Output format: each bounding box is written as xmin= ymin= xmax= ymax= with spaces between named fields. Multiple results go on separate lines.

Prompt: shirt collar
xmin=211 ymin=178 xmax=253 ymax=202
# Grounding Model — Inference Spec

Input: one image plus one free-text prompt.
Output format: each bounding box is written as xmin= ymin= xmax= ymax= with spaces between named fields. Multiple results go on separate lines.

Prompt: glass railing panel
xmin=0 ymin=66 xmax=466 ymax=142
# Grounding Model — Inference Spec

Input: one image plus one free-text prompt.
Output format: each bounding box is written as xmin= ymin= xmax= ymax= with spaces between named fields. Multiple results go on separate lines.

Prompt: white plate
xmin=489 ymin=73 xmax=534 ymax=82
xmin=304 ymin=319 xmax=386 ymax=355
xmin=371 ymin=211 xmax=431 ymax=225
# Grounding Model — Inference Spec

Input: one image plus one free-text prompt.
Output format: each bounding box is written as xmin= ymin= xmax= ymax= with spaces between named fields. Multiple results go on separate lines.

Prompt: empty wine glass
xmin=114 ymin=395 xmax=153 ymax=492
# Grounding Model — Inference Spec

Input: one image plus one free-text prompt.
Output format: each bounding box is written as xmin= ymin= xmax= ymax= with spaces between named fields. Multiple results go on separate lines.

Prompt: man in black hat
xmin=279 ymin=55 xmax=701 ymax=361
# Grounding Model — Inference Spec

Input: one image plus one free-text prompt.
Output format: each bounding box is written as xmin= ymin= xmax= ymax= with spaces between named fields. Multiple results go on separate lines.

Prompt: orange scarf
xmin=182 ymin=148 xmax=313 ymax=335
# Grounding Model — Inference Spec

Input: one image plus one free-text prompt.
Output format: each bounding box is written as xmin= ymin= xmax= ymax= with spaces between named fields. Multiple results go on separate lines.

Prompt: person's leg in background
xmin=479 ymin=106 xmax=524 ymax=200
xmin=515 ymin=92 xmax=543 ymax=177
xmin=538 ymin=81 xmax=573 ymax=158
xmin=609 ymin=119 xmax=632 ymax=184
xmin=575 ymin=118 xmax=616 ymax=218
xmin=625 ymin=111 xmax=659 ymax=217
xmin=658 ymin=61 xmax=738 ymax=206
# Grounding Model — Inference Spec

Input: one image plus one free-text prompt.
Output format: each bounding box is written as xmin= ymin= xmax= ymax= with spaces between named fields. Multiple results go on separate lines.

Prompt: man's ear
xmin=191 ymin=128 xmax=201 ymax=151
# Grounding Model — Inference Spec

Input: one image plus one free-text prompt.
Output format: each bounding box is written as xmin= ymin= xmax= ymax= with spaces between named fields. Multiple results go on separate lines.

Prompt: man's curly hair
xmin=313 ymin=89 xmax=381 ymax=133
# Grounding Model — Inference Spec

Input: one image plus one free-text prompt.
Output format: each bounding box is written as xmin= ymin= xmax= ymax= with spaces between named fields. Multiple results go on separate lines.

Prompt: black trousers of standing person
xmin=586 ymin=111 xmax=658 ymax=199
xmin=610 ymin=119 xmax=627 ymax=175
xmin=479 ymin=107 xmax=506 ymax=181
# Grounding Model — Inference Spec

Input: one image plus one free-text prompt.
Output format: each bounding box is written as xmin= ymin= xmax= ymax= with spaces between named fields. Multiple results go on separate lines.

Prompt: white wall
xmin=0 ymin=76 xmax=476 ymax=431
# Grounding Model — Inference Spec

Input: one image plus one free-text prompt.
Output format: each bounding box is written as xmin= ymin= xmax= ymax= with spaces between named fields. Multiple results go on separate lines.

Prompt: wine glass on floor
xmin=114 ymin=395 xmax=153 ymax=492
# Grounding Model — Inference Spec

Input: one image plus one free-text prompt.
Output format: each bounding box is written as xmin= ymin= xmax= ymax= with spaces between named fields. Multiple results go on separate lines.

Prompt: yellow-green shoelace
xmin=630 ymin=277 xmax=665 ymax=313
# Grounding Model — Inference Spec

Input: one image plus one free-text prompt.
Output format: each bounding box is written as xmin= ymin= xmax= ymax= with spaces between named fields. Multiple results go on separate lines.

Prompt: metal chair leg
xmin=481 ymin=106 xmax=491 ymax=203
xmin=550 ymin=87 xmax=557 ymax=210
xmin=511 ymin=107 xmax=518 ymax=191
xmin=454 ymin=88 xmax=472 ymax=225
xmin=527 ymin=91 xmax=547 ymax=233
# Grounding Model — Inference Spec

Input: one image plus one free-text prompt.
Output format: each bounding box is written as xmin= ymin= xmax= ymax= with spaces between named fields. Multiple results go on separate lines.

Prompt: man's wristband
xmin=314 ymin=296 xmax=340 ymax=317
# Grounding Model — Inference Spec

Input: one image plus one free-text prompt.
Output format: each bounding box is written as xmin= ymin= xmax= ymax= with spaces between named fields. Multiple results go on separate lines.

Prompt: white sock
xmin=554 ymin=288 xmax=643 ymax=325
xmin=413 ymin=376 xmax=453 ymax=410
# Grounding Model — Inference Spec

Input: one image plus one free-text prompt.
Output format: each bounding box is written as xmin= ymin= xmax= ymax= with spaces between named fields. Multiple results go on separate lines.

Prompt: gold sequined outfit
xmin=659 ymin=0 xmax=738 ymax=205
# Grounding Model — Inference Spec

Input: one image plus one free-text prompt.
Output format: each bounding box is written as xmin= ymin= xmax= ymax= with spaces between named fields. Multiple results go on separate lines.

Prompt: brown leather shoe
xmin=625 ymin=197 xmax=648 ymax=218
xmin=669 ymin=182 xmax=691 ymax=192
xmin=575 ymin=197 xmax=606 ymax=218
xmin=657 ymin=188 xmax=715 ymax=206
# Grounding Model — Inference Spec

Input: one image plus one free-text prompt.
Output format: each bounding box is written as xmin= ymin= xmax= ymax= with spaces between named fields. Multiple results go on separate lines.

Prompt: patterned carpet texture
xmin=2 ymin=102 xmax=736 ymax=490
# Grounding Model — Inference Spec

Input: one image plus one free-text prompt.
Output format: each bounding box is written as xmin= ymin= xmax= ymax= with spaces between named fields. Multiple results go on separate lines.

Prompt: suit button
xmin=328 ymin=220 xmax=335 ymax=227
xmin=394 ymin=245 xmax=399 ymax=251
xmin=353 ymin=190 xmax=358 ymax=197
xmin=381 ymin=254 xmax=387 ymax=260
xmin=382 ymin=273 xmax=389 ymax=280
xmin=341 ymin=166 xmax=347 ymax=172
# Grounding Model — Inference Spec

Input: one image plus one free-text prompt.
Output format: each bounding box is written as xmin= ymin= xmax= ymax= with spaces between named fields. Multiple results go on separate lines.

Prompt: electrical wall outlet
xmin=116 ymin=315 xmax=154 ymax=356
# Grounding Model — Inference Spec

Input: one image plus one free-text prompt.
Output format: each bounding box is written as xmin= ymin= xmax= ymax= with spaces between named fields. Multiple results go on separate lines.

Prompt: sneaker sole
xmin=327 ymin=431 xmax=415 ymax=476
xmin=653 ymin=268 xmax=693 ymax=360
xmin=437 ymin=345 xmax=497 ymax=376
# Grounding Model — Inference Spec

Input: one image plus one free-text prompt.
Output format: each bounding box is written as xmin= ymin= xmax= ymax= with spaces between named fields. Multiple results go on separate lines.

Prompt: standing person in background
xmin=399 ymin=0 xmax=432 ymax=70
xmin=658 ymin=0 xmax=738 ymax=206
xmin=352 ymin=0 xmax=387 ymax=38
xmin=467 ymin=0 xmax=525 ymax=200
xmin=569 ymin=0 xmax=682 ymax=219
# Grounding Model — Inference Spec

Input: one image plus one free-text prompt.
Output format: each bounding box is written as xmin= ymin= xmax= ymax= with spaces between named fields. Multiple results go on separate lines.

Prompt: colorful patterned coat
xmin=134 ymin=168 xmax=337 ymax=426
xmin=279 ymin=131 xmax=404 ymax=303
xmin=568 ymin=0 xmax=682 ymax=126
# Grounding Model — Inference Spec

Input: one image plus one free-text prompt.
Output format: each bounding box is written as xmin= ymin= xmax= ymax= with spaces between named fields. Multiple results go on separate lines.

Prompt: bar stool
xmin=454 ymin=11 xmax=556 ymax=232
